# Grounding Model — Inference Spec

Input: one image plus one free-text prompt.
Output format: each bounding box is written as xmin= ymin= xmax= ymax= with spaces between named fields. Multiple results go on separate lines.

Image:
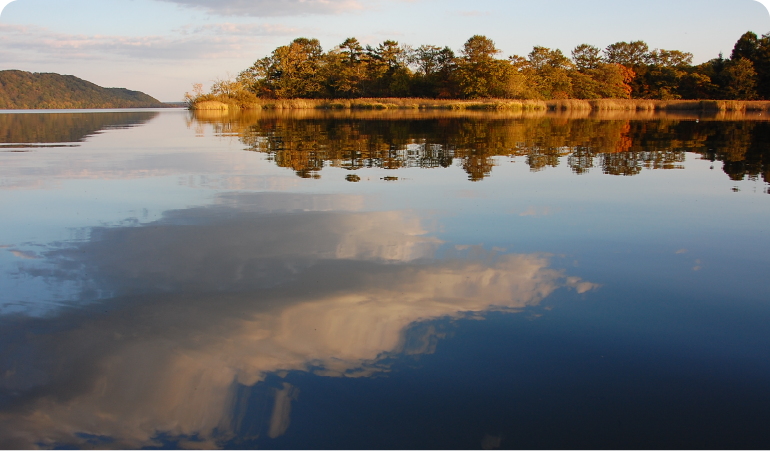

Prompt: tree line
xmin=198 ymin=32 xmax=769 ymax=102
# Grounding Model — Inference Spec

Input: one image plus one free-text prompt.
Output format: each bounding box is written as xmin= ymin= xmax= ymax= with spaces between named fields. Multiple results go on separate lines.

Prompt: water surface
xmin=0 ymin=109 xmax=768 ymax=449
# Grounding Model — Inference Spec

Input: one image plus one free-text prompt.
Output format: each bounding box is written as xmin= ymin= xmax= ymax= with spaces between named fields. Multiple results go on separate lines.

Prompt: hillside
xmin=0 ymin=70 xmax=165 ymax=109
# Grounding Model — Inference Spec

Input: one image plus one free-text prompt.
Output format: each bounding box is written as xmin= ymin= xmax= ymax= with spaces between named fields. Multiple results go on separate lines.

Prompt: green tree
xmin=365 ymin=40 xmax=412 ymax=96
xmin=748 ymin=33 xmax=770 ymax=99
xmin=647 ymin=49 xmax=693 ymax=67
xmin=524 ymin=46 xmax=574 ymax=99
xmin=731 ymin=31 xmax=758 ymax=61
xmin=604 ymin=41 xmax=651 ymax=66
xmin=644 ymin=49 xmax=693 ymax=99
xmin=572 ymin=44 xmax=602 ymax=71
xmin=727 ymin=31 xmax=770 ymax=99
xmin=412 ymin=45 xmax=457 ymax=97
xmin=323 ymin=37 xmax=370 ymax=97
xmin=722 ymin=58 xmax=758 ymax=99
xmin=454 ymin=35 xmax=514 ymax=98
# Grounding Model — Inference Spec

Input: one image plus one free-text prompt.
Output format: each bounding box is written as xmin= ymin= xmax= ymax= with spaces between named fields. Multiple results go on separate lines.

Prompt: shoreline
xmin=190 ymin=98 xmax=770 ymax=113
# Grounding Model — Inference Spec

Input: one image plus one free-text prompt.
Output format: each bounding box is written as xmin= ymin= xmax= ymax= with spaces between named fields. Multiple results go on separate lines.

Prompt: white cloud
xmin=457 ymin=10 xmax=490 ymax=17
xmin=0 ymin=22 xmax=300 ymax=62
xmin=156 ymin=0 xmax=364 ymax=17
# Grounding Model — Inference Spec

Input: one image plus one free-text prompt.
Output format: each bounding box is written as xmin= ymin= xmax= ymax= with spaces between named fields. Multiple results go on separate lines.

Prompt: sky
xmin=0 ymin=0 xmax=769 ymax=102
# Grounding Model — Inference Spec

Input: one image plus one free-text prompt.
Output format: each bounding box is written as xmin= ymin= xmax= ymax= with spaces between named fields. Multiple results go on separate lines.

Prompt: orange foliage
xmin=616 ymin=64 xmax=636 ymax=98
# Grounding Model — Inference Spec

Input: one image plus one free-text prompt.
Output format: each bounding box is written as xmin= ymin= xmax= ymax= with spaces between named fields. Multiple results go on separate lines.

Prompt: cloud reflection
xmin=0 ymin=192 xmax=597 ymax=449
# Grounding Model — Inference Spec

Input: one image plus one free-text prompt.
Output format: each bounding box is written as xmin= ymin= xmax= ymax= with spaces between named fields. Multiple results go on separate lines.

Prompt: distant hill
xmin=0 ymin=70 xmax=165 ymax=109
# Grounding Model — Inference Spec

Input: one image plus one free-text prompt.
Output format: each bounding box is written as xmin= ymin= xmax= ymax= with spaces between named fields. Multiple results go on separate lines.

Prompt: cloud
xmin=9 ymin=249 xmax=37 ymax=259
xmin=0 ymin=22 xmax=299 ymax=62
xmin=173 ymin=22 xmax=305 ymax=37
xmin=269 ymin=383 xmax=300 ymax=438
xmin=458 ymin=10 xmax=490 ymax=17
xmin=156 ymin=0 xmax=364 ymax=17
xmin=518 ymin=206 xmax=558 ymax=217
xmin=0 ymin=192 xmax=597 ymax=448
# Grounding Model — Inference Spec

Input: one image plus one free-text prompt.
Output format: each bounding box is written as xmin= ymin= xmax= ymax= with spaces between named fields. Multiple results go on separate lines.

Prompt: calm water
xmin=0 ymin=109 xmax=769 ymax=449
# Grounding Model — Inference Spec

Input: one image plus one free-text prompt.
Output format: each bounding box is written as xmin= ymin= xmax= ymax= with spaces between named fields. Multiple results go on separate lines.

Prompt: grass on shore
xmin=546 ymin=99 xmax=770 ymax=112
xmin=193 ymin=98 xmax=549 ymax=111
xmin=191 ymin=97 xmax=770 ymax=112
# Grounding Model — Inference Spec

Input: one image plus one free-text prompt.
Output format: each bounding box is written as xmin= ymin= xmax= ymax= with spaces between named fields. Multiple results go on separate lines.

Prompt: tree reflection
xmin=0 ymin=111 xmax=158 ymax=145
xmin=190 ymin=111 xmax=770 ymax=184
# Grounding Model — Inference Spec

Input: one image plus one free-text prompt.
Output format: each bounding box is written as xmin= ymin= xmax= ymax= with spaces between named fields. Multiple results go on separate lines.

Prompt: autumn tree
xmin=603 ymin=41 xmax=652 ymax=97
xmin=238 ymin=38 xmax=324 ymax=98
xmin=218 ymin=32 xmax=769 ymax=102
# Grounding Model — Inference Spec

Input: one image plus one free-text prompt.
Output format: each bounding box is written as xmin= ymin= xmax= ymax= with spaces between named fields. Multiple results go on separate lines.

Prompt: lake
xmin=0 ymin=108 xmax=769 ymax=449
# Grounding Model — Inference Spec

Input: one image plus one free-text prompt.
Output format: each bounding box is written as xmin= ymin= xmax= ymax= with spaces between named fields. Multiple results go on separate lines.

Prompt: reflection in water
xmin=0 ymin=111 xmax=159 ymax=147
xmin=0 ymin=193 xmax=596 ymax=449
xmin=190 ymin=110 xmax=770 ymax=183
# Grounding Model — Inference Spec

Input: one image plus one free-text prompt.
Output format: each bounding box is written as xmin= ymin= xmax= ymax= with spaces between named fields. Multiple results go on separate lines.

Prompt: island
xmin=185 ymin=31 xmax=770 ymax=113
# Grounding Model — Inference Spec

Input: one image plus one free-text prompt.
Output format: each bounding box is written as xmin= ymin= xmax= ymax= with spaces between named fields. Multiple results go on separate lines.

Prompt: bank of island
xmin=0 ymin=70 xmax=166 ymax=109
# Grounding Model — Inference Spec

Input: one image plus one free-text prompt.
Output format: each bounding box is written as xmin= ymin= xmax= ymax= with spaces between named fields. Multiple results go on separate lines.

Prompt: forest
xmin=0 ymin=71 xmax=165 ymax=109
xmin=187 ymin=31 xmax=768 ymax=107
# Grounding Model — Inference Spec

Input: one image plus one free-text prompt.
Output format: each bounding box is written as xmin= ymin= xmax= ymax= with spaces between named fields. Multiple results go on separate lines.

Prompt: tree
xmin=604 ymin=41 xmax=650 ymax=66
xmin=366 ymin=40 xmax=412 ymax=96
xmin=238 ymin=38 xmax=324 ymax=98
xmin=324 ymin=38 xmax=369 ymax=97
xmin=722 ymin=58 xmax=758 ymax=100
xmin=454 ymin=35 xmax=514 ymax=98
xmin=732 ymin=31 xmax=758 ymax=61
xmin=643 ymin=51 xmax=693 ymax=100
xmin=524 ymin=46 xmax=574 ymax=99
xmin=603 ymin=41 xmax=652 ymax=98
xmin=411 ymin=45 xmax=458 ymax=97
xmin=571 ymin=64 xmax=633 ymax=99
xmin=727 ymin=31 xmax=770 ymax=99
xmin=647 ymin=49 xmax=693 ymax=68
xmin=572 ymin=44 xmax=602 ymax=71
xmin=749 ymin=33 xmax=770 ymax=99
xmin=414 ymin=45 xmax=445 ymax=76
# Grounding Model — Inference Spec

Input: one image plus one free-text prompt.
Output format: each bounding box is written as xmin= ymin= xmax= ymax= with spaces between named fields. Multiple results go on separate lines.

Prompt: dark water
xmin=0 ymin=109 xmax=769 ymax=449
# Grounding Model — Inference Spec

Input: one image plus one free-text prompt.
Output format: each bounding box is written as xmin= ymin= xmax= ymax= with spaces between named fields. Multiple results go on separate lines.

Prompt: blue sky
xmin=0 ymin=0 xmax=768 ymax=101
